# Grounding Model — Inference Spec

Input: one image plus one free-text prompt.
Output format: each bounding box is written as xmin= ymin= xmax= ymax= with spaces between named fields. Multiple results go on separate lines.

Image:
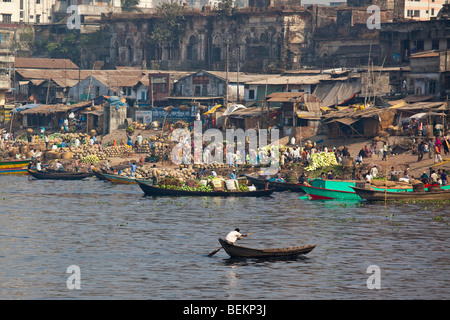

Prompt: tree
xmin=217 ymin=0 xmax=237 ymax=19
xmin=149 ymin=3 xmax=186 ymax=47
xmin=121 ymin=0 xmax=141 ymax=12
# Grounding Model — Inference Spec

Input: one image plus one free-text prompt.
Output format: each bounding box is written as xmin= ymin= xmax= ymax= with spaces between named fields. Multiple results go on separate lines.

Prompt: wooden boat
xmin=299 ymin=178 xmax=445 ymax=200
xmin=0 ymin=159 xmax=31 ymax=170
xmin=92 ymin=169 xmax=108 ymax=181
xmin=218 ymin=238 xmax=316 ymax=258
xmin=350 ymin=186 xmax=450 ymax=202
xmin=28 ymin=169 xmax=93 ymax=180
xmin=244 ymin=174 xmax=305 ymax=192
xmin=102 ymin=172 xmax=139 ymax=184
xmin=136 ymin=180 xmax=275 ymax=197
xmin=300 ymin=184 xmax=362 ymax=200
xmin=0 ymin=164 xmax=49 ymax=175
xmin=92 ymin=169 xmax=138 ymax=184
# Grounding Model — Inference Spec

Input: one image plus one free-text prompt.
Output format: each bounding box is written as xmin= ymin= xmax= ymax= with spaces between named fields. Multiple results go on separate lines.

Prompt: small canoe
xmin=351 ymin=186 xmax=450 ymax=202
xmin=245 ymin=174 xmax=305 ymax=192
xmin=136 ymin=180 xmax=275 ymax=197
xmin=218 ymin=238 xmax=316 ymax=258
xmin=28 ymin=169 xmax=92 ymax=180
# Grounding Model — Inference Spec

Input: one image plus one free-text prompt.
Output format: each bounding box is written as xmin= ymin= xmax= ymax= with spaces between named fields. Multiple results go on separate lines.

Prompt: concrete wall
xmin=103 ymin=104 xmax=127 ymax=135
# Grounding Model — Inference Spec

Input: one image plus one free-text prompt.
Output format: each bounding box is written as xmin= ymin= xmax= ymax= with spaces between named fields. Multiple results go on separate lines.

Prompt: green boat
xmin=297 ymin=179 xmax=358 ymax=200
xmin=300 ymin=178 xmax=448 ymax=201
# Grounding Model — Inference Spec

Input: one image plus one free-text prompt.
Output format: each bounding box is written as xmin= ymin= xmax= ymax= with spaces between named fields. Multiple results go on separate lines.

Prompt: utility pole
xmin=225 ymin=39 xmax=229 ymax=106
xmin=236 ymin=46 xmax=240 ymax=103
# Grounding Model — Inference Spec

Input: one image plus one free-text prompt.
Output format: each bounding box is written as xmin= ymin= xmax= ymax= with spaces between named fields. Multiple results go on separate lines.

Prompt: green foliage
xmin=121 ymin=0 xmax=141 ymax=12
xmin=44 ymin=33 xmax=80 ymax=62
xmin=216 ymin=0 xmax=238 ymax=19
xmin=149 ymin=3 xmax=186 ymax=45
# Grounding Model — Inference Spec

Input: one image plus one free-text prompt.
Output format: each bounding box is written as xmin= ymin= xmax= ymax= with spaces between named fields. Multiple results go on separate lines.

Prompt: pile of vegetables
xmin=305 ymin=152 xmax=338 ymax=171
xmin=81 ymin=154 xmax=100 ymax=163
xmin=158 ymin=184 xmax=214 ymax=192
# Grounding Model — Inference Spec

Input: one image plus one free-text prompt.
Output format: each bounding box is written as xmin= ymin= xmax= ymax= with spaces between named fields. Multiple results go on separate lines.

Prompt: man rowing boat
xmin=225 ymin=228 xmax=252 ymax=244
xmin=208 ymin=229 xmax=253 ymax=257
xmin=225 ymin=228 xmax=242 ymax=244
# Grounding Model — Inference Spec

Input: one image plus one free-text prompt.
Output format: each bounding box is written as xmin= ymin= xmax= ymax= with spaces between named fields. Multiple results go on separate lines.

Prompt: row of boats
xmin=24 ymin=167 xmax=450 ymax=201
xmin=3 ymin=159 xmax=450 ymax=201
xmin=245 ymin=174 xmax=450 ymax=202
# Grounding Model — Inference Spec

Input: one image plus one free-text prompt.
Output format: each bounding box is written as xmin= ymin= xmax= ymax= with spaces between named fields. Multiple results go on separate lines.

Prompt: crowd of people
xmin=417 ymin=135 xmax=450 ymax=164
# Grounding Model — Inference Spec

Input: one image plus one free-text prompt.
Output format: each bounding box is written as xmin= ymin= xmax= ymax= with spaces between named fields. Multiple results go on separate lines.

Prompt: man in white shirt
xmin=431 ymin=170 xmax=439 ymax=184
xmin=370 ymin=165 xmax=378 ymax=178
xmin=225 ymin=228 xmax=243 ymax=244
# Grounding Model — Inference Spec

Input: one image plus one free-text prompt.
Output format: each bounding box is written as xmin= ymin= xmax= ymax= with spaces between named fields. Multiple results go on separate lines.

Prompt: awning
xmin=12 ymin=103 xmax=41 ymax=113
xmin=410 ymin=112 xmax=445 ymax=120
xmin=327 ymin=117 xmax=359 ymax=126
xmin=297 ymin=111 xmax=321 ymax=120
xmin=389 ymin=101 xmax=408 ymax=109
xmin=203 ymin=104 xmax=222 ymax=115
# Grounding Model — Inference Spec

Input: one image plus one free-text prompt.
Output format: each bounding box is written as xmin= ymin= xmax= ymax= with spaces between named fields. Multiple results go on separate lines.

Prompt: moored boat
xmin=244 ymin=174 xmax=305 ymax=192
xmin=350 ymin=186 xmax=450 ymax=202
xmin=136 ymin=180 xmax=275 ymax=197
xmin=100 ymin=172 xmax=138 ymax=184
xmin=218 ymin=238 xmax=316 ymax=258
xmin=28 ymin=169 xmax=92 ymax=180
xmin=0 ymin=167 xmax=29 ymax=175
xmin=299 ymin=178 xmax=436 ymax=200
xmin=0 ymin=159 xmax=31 ymax=170
xmin=299 ymin=184 xmax=361 ymax=200
xmin=92 ymin=169 xmax=108 ymax=180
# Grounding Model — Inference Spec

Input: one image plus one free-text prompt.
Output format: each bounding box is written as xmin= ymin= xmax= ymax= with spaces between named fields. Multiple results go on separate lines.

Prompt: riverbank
xmin=3 ymin=128 xmax=449 ymax=182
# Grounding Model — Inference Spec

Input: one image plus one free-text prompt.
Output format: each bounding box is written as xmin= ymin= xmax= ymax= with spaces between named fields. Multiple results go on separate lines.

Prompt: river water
xmin=0 ymin=174 xmax=449 ymax=300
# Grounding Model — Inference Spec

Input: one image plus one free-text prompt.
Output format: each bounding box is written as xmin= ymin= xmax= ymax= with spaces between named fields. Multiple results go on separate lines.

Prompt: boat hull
xmin=0 ymin=168 xmax=28 ymax=175
xmin=300 ymin=184 xmax=361 ymax=200
xmin=351 ymin=186 xmax=450 ymax=201
xmin=218 ymin=238 xmax=316 ymax=258
xmin=300 ymin=179 xmax=429 ymax=200
xmin=28 ymin=169 xmax=92 ymax=180
xmin=136 ymin=180 xmax=275 ymax=197
xmin=102 ymin=172 xmax=137 ymax=184
xmin=0 ymin=159 xmax=31 ymax=169
xmin=245 ymin=174 xmax=305 ymax=192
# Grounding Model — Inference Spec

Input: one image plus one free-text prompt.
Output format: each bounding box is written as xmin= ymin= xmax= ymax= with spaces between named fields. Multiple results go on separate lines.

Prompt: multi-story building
xmin=1 ymin=0 xmax=161 ymax=26
xmin=0 ymin=0 xmax=57 ymax=24
xmin=404 ymin=0 xmax=446 ymax=20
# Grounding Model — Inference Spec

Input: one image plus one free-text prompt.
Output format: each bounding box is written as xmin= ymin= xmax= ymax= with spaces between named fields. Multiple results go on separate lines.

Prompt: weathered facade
xmin=103 ymin=6 xmax=313 ymax=73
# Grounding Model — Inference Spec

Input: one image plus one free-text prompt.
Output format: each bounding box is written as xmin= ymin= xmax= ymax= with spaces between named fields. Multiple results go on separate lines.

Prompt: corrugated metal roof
xmin=15 ymin=58 xmax=79 ymax=69
xmin=247 ymin=74 xmax=332 ymax=85
xmin=206 ymin=71 xmax=275 ymax=83
xmin=266 ymin=92 xmax=305 ymax=102
xmin=20 ymin=104 xmax=66 ymax=115
xmin=227 ymin=107 xmax=274 ymax=118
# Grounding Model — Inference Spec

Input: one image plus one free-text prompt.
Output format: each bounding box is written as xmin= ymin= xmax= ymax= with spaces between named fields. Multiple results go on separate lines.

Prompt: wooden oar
xmin=207 ymin=233 xmax=254 ymax=257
